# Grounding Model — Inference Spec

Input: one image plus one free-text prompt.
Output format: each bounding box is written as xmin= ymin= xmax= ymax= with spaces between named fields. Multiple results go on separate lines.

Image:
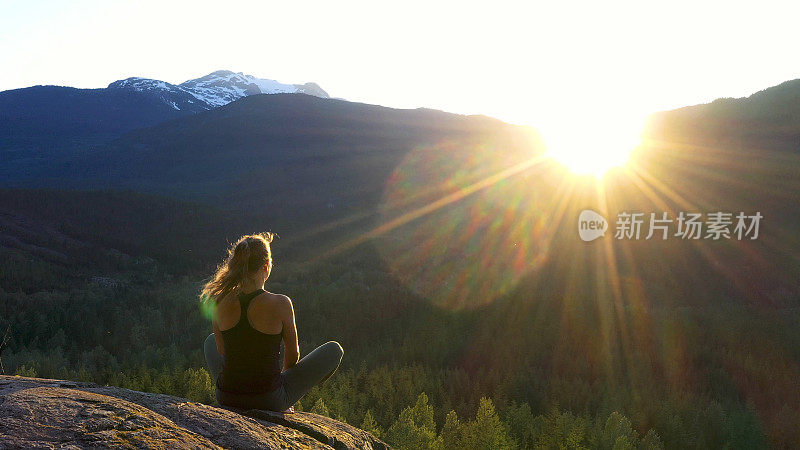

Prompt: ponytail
xmin=200 ymin=232 xmax=275 ymax=305
xmin=240 ymin=238 xmax=251 ymax=275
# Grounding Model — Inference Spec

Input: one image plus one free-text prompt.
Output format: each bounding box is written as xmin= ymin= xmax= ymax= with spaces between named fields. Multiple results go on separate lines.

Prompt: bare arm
xmin=212 ymin=319 xmax=225 ymax=357
xmin=280 ymin=296 xmax=300 ymax=370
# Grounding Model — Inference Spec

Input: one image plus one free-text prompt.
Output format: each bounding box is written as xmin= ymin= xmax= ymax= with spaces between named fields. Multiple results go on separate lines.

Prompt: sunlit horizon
xmin=540 ymin=111 xmax=646 ymax=177
xmin=3 ymin=0 xmax=800 ymax=132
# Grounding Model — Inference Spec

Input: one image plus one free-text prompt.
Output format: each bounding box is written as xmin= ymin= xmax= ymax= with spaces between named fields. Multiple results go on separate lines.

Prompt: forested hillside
xmin=0 ymin=85 xmax=201 ymax=183
xmin=644 ymin=78 xmax=800 ymax=152
xmin=2 ymin=169 xmax=798 ymax=448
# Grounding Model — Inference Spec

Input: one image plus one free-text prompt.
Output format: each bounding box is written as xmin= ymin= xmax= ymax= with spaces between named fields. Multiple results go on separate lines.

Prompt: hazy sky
xmin=2 ymin=0 xmax=799 ymax=129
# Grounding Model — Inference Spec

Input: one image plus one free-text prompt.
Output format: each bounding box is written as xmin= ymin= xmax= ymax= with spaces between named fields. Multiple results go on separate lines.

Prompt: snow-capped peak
xmin=108 ymin=77 xmax=177 ymax=91
xmin=178 ymin=70 xmax=328 ymax=107
xmin=106 ymin=70 xmax=330 ymax=112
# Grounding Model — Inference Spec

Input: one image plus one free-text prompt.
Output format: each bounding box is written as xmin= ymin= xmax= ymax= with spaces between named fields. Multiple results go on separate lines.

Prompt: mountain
xmin=0 ymin=84 xmax=202 ymax=181
xmin=105 ymin=77 xmax=211 ymax=112
xmin=109 ymin=70 xmax=329 ymax=111
xmin=636 ymin=77 xmax=800 ymax=235
xmin=72 ymin=93 xmax=542 ymax=227
xmin=0 ymin=71 xmax=329 ymax=183
xmin=175 ymin=70 xmax=329 ymax=107
xmin=644 ymin=78 xmax=800 ymax=151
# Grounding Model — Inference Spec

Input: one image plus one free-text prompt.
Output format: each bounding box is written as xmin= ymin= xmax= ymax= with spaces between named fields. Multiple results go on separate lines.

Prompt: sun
xmin=541 ymin=114 xmax=645 ymax=177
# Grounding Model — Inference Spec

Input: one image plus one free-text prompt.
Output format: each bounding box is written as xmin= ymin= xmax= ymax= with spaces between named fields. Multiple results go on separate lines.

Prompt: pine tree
xmin=311 ymin=398 xmax=330 ymax=416
xmin=385 ymin=393 xmax=441 ymax=449
xmin=502 ymin=401 xmax=536 ymax=448
xmin=641 ymin=429 xmax=665 ymax=450
xmin=596 ymin=411 xmax=637 ymax=450
xmin=361 ymin=410 xmax=383 ymax=439
xmin=462 ymin=397 xmax=515 ymax=450
xmin=14 ymin=364 xmax=37 ymax=377
xmin=535 ymin=407 xmax=589 ymax=449
xmin=185 ymin=368 xmax=213 ymax=403
xmin=439 ymin=410 xmax=463 ymax=450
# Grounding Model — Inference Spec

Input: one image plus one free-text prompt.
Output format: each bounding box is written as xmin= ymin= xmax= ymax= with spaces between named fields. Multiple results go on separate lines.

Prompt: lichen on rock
xmin=0 ymin=375 xmax=389 ymax=449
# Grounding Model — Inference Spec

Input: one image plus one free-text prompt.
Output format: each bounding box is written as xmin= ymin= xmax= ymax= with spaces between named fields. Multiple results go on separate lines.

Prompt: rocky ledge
xmin=0 ymin=375 xmax=389 ymax=449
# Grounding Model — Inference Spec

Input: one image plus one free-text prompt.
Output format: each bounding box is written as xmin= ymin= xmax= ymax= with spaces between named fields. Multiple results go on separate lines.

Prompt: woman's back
xmin=216 ymin=289 xmax=283 ymax=394
xmin=203 ymin=232 xmax=342 ymax=412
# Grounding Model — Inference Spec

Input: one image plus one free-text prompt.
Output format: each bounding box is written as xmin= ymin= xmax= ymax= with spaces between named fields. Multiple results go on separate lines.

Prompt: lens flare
xmin=375 ymin=139 xmax=559 ymax=310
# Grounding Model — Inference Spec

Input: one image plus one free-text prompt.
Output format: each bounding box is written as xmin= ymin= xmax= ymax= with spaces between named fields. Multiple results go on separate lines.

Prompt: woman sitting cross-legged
xmin=202 ymin=232 xmax=343 ymax=413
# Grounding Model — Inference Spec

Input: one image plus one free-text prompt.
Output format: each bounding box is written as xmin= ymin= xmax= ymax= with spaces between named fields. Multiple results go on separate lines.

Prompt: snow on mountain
xmin=180 ymin=70 xmax=296 ymax=107
xmin=108 ymin=77 xmax=176 ymax=92
xmin=107 ymin=77 xmax=207 ymax=113
xmin=107 ymin=70 xmax=329 ymax=111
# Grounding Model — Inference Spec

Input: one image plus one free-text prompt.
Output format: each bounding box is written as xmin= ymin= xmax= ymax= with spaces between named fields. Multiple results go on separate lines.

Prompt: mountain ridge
xmin=109 ymin=69 xmax=330 ymax=110
xmin=644 ymin=77 xmax=800 ymax=150
xmin=0 ymin=70 xmax=331 ymax=183
xmin=74 ymin=93 xmax=543 ymax=218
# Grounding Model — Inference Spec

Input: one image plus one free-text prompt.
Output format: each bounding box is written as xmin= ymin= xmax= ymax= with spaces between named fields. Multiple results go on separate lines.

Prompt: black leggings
xmin=203 ymin=333 xmax=343 ymax=411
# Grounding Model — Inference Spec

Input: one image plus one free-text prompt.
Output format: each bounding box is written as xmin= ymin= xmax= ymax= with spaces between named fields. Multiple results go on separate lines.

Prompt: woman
xmin=202 ymin=232 xmax=343 ymax=412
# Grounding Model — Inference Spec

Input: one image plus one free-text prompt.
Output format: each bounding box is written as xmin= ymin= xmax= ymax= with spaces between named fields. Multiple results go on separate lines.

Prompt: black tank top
xmin=217 ymin=289 xmax=283 ymax=393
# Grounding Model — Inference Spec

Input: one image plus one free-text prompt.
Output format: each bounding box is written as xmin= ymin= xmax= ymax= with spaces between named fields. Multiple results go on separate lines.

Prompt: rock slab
xmin=0 ymin=375 xmax=389 ymax=449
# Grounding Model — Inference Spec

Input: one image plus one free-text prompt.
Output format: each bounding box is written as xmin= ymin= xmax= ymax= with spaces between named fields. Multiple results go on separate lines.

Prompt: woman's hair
xmin=201 ymin=232 xmax=276 ymax=304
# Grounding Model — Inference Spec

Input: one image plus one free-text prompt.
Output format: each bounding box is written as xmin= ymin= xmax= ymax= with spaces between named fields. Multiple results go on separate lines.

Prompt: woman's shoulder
xmin=258 ymin=290 xmax=291 ymax=302
xmin=248 ymin=291 xmax=292 ymax=327
xmin=252 ymin=290 xmax=292 ymax=312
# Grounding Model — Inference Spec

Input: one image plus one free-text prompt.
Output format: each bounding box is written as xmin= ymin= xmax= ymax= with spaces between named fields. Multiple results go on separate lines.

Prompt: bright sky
xmin=2 ymin=0 xmax=799 ymax=130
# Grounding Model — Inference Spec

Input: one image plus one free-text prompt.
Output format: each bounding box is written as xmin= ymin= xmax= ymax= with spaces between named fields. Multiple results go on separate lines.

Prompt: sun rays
xmin=281 ymin=123 xmax=800 ymax=439
xmin=286 ymin=118 xmax=796 ymax=325
xmin=294 ymin=124 xmax=795 ymax=317
xmin=541 ymin=113 xmax=646 ymax=178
